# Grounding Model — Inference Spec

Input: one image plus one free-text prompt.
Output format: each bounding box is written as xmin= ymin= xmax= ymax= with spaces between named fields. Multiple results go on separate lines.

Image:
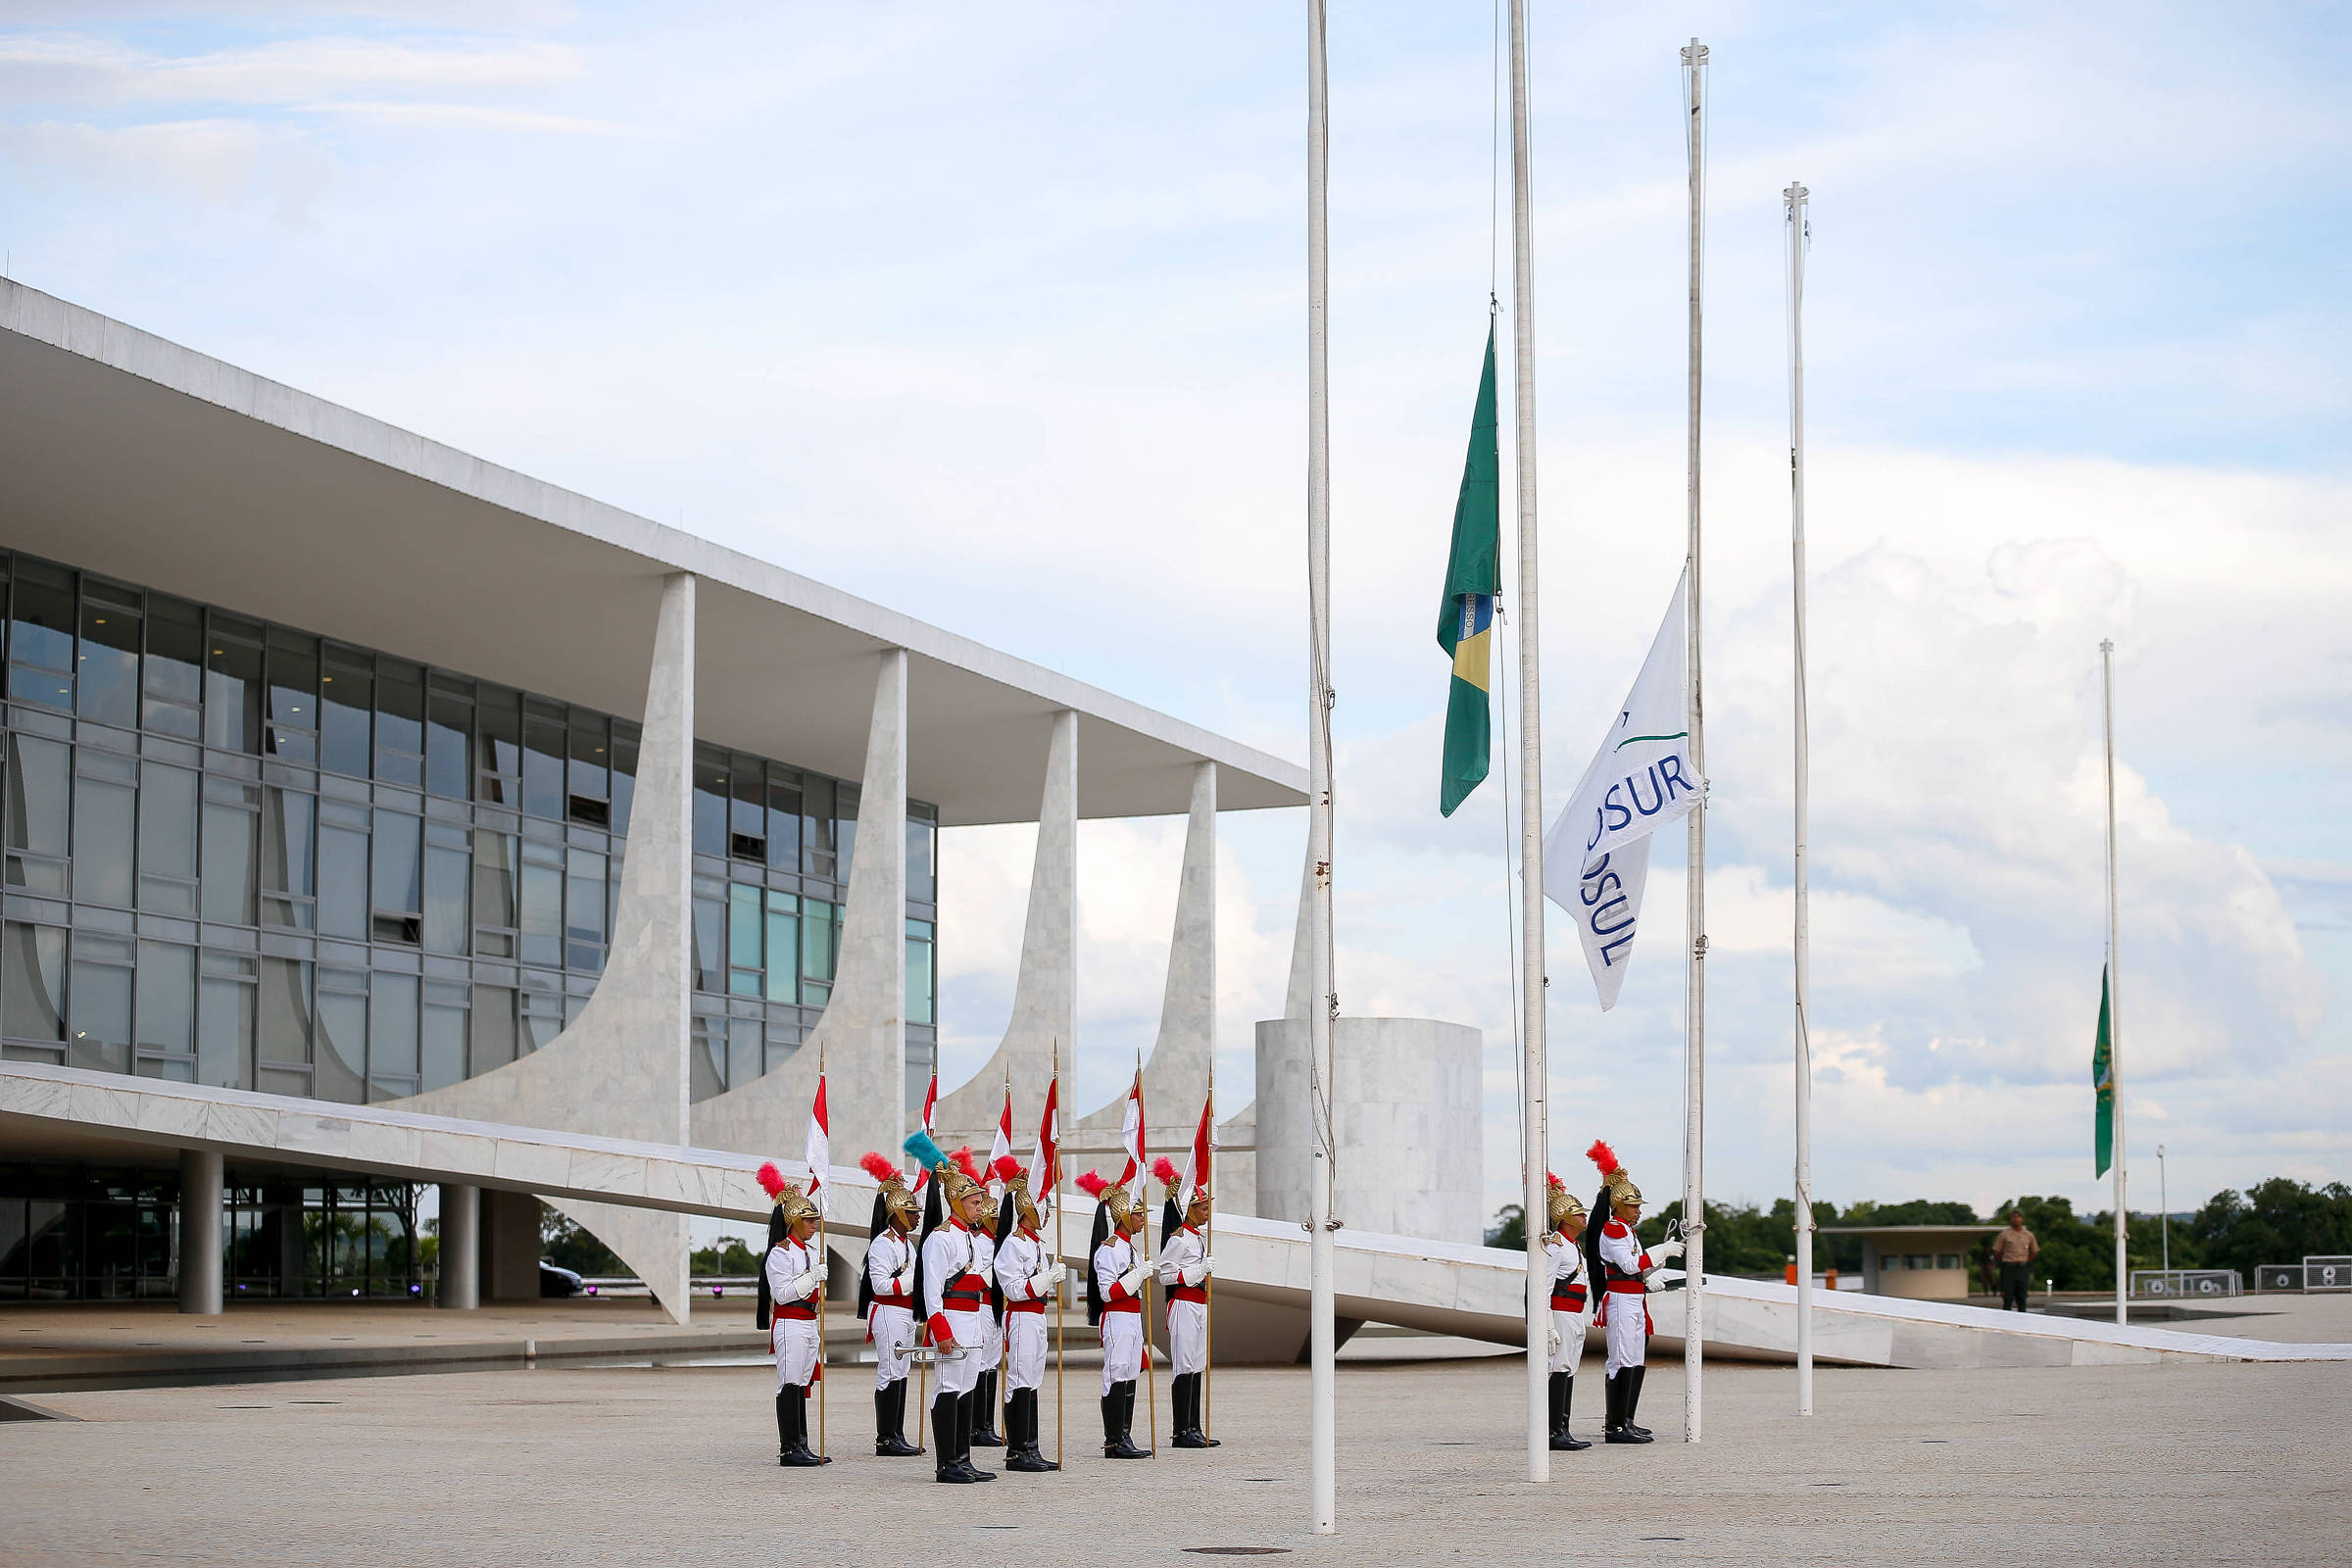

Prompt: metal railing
xmin=2129 ymin=1269 xmax=2239 ymax=1299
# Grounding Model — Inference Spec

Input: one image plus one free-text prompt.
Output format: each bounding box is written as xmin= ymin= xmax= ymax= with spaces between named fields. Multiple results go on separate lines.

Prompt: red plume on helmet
xmin=1586 ymin=1140 xmax=1620 ymax=1177
xmin=992 ymin=1154 xmax=1023 ymax=1184
xmin=1151 ymin=1155 xmax=1180 ymax=1187
xmin=1546 ymin=1169 xmax=1563 ymax=1189
xmin=756 ymin=1161 xmax=788 ymax=1200
xmin=951 ymin=1146 xmax=984 ymax=1186
xmin=1075 ymin=1170 xmax=1108 ymax=1200
xmin=858 ymin=1151 xmax=900 ymax=1185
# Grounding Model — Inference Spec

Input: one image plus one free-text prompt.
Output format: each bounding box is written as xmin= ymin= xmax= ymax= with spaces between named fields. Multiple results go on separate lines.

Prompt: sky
xmin=2 ymin=1 xmax=2346 ymax=1231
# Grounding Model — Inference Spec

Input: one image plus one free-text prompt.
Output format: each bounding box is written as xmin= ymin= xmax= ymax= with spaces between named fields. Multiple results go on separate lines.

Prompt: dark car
xmin=539 ymin=1260 xmax=586 ymax=1298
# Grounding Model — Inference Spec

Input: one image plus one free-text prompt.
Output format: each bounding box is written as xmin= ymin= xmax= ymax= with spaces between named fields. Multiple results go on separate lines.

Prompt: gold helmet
xmin=1076 ymin=1169 xmax=1143 ymax=1232
xmin=1586 ymin=1140 xmax=1643 ymax=1210
xmin=1544 ymin=1170 xmax=1586 ymax=1233
xmin=859 ymin=1152 xmax=919 ymax=1232
xmin=756 ymin=1161 xmax=820 ymax=1226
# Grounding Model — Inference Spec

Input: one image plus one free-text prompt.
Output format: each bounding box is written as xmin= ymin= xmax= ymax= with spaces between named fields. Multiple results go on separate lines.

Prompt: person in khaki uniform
xmin=1990 ymin=1210 xmax=2039 ymax=1311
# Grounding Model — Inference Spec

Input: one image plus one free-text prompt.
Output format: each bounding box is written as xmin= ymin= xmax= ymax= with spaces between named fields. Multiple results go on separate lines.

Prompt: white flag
xmin=1542 ymin=567 xmax=1698 ymax=1009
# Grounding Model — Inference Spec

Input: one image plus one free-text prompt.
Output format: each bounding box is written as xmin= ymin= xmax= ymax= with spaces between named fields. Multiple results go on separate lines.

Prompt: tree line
xmin=1487 ymin=1177 xmax=2352 ymax=1293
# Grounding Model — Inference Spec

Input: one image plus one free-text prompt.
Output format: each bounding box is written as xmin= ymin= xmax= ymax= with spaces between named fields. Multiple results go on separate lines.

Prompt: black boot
xmin=970 ymin=1369 xmax=1004 ymax=1446
xmin=875 ymin=1381 xmax=920 ymax=1457
xmin=1101 ymin=1390 xmax=1121 ymax=1456
xmin=1549 ymin=1372 xmax=1590 ymax=1451
xmin=776 ymin=1389 xmax=793 ymax=1464
xmin=960 ymin=1390 xmax=997 ymax=1480
xmin=1005 ymin=1388 xmax=1058 ymax=1471
xmin=779 ymin=1386 xmax=830 ymax=1466
xmin=1624 ymin=1365 xmax=1653 ymax=1439
xmin=1105 ymin=1379 xmax=1150 ymax=1458
xmin=934 ymin=1393 xmax=977 ymax=1482
xmin=1602 ymin=1372 xmax=1639 ymax=1444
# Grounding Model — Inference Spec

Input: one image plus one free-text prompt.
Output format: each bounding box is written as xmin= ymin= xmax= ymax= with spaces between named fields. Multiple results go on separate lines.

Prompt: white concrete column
xmin=393 ymin=571 xmax=696 ymax=1323
xmin=439 ymin=1183 xmax=480 ymax=1310
xmin=936 ymin=709 xmax=1076 ymax=1145
xmin=695 ymin=648 xmax=908 ymax=1174
xmin=177 ymin=1148 xmax=223 ymax=1315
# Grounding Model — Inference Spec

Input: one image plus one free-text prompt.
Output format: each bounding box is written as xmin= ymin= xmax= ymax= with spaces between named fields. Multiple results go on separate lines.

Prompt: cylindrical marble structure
xmin=177 ymin=1148 xmax=223 ymax=1314
xmin=1254 ymin=1016 xmax=1483 ymax=1245
xmin=439 ymin=1183 xmax=481 ymax=1309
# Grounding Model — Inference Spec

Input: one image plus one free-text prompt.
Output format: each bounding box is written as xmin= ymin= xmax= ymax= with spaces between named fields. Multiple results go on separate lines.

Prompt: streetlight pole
xmin=2158 ymin=1144 xmax=2168 ymax=1276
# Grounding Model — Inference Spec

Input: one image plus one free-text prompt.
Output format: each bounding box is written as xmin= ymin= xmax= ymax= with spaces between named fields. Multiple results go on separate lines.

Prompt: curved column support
xmin=1078 ymin=760 xmax=1217 ymax=1150
xmin=934 ymin=709 xmax=1075 ymax=1147
xmin=695 ymin=648 xmax=908 ymax=1176
xmin=392 ymin=571 xmax=696 ymax=1322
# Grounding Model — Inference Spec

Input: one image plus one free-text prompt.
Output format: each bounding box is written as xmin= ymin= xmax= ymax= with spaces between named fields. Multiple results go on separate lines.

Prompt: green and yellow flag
xmin=1437 ymin=323 xmax=1500 ymax=817
xmin=2092 ymin=964 xmax=2115 ymax=1177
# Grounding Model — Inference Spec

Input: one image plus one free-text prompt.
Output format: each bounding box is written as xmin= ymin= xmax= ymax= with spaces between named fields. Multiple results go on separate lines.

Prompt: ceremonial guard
xmin=1583 ymin=1141 xmax=1684 ymax=1445
xmin=755 ymin=1161 xmax=830 ymax=1468
xmin=990 ymin=1155 xmax=1065 ymax=1472
xmin=1077 ymin=1169 xmax=1153 ymax=1459
xmin=857 ymin=1152 xmax=924 ymax=1457
xmin=906 ymin=1133 xmax=998 ymax=1483
xmin=1152 ymin=1157 xmax=1218 ymax=1449
xmin=968 ymin=1153 xmax=1005 ymax=1449
xmin=1541 ymin=1170 xmax=1592 ymax=1451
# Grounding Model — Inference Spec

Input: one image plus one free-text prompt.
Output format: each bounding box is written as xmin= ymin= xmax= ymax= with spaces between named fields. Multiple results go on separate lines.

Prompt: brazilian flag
xmin=1437 ymin=323 xmax=1501 ymax=817
xmin=2092 ymin=965 xmax=2116 ymax=1177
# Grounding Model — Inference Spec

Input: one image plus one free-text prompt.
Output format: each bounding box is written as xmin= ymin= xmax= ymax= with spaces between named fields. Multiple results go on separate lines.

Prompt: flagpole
xmin=1504 ymin=0 xmax=1551 ymax=1487
xmin=1204 ymin=1055 xmax=1215 ymax=1445
xmin=815 ymin=1042 xmax=827 ymax=1461
xmin=1137 ymin=1054 xmax=1159 ymax=1455
xmin=1054 ymin=1038 xmax=1065 ymax=1473
xmin=2101 ymin=639 xmax=2126 ymax=1327
xmin=1304 ymin=0 xmax=1340 ymax=1537
xmin=1679 ymin=36 xmax=1710 ymax=1446
xmin=1785 ymin=178 xmax=1814 ymax=1419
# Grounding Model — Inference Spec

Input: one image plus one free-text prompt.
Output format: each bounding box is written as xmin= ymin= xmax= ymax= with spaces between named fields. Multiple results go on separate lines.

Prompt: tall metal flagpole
xmin=1679 ymin=37 xmax=1710 ymax=1446
xmin=815 ymin=1042 xmax=827 ymax=1460
xmin=1205 ymin=1054 xmax=1216 ymax=1444
xmin=1785 ymin=179 xmax=1814 ymax=1419
xmin=1137 ymin=1054 xmax=1159 ymax=1454
xmin=1054 ymin=1038 xmax=1064 ymax=1472
xmin=2101 ymin=640 xmax=2127 ymax=1327
xmin=1504 ymin=0 xmax=1551 ymax=1487
xmin=1304 ymin=0 xmax=1340 ymax=1537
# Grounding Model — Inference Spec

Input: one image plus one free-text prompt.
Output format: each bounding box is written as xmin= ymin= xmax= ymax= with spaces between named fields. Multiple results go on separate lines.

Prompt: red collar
xmin=1602 ymin=1219 xmax=1631 ymax=1238
xmin=1182 ymin=1223 xmax=1202 ymax=1238
xmin=949 ymin=1218 xmax=969 ymax=1233
xmin=1019 ymin=1226 xmax=1042 ymax=1242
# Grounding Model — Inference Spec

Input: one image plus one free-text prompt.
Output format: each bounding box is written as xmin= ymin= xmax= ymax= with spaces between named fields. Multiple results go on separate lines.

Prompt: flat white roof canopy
xmin=0 ymin=282 xmax=1305 ymax=827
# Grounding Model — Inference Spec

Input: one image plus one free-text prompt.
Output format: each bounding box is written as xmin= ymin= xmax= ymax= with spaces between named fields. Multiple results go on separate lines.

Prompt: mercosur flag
xmin=1436 ymin=323 xmax=1501 ymax=817
xmin=2092 ymin=966 xmax=2115 ymax=1177
xmin=1540 ymin=568 xmax=1698 ymax=1009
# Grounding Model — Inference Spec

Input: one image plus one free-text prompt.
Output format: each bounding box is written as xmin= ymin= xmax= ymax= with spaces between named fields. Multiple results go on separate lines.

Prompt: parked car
xmin=539 ymin=1260 xmax=585 ymax=1298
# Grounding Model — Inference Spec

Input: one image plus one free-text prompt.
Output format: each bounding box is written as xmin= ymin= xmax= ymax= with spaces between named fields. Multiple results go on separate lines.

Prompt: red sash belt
xmin=1604 ymin=1279 xmax=1647 ymax=1295
xmin=1102 ymin=1297 xmax=1143 ymax=1315
xmin=870 ymin=1293 xmax=912 ymax=1311
xmin=1169 ymin=1285 xmax=1209 ymax=1304
xmin=1550 ymin=1286 xmax=1589 ymax=1310
xmin=775 ymin=1303 xmax=817 ymax=1321
xmin=943 ymin=1271 xmax=990 ymax=1308
xmin=1005 ymin=1298 xmax=1047 ymax=1315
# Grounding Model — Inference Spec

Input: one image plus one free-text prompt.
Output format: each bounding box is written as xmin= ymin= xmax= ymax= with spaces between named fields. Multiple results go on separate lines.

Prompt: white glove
xmin=1200 ymin=1253 xmax=1215 ymax=1272
xmin=1119 ymin=1261 xmax=1151 ymax=1296
xmin=1546 ymin=1326 xmax=1561 ymax=1356
xmin=793 ymin=1268 xmax=825 ymax=1299
xmin=1641 ymin=1266 xmax=1668 ymax=1293
xmin=1182 ymin=1260 xmax=1210 ymax=1288
xmin=1650 ymin=1239 xmax=1685 ymax=1264
xmin=1041 ymin=1262 xmax=1067 ymax=1290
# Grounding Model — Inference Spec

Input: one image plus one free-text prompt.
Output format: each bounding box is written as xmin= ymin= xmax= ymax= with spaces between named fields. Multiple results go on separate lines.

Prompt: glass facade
xmin=0 ymin=548 xmax=941 ymax=1111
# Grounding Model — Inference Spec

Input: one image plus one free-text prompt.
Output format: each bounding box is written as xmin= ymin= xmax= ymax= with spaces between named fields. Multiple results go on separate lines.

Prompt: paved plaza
xmin=5 ymin=1316 xmax=2346 ymax=1568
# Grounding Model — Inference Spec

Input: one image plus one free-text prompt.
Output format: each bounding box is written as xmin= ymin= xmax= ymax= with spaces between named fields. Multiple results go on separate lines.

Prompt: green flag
xmin=2092 ymin=965 xmax=2115 ymax=1177
xmin=1437 ymin=323 xmax=1500 ymax=817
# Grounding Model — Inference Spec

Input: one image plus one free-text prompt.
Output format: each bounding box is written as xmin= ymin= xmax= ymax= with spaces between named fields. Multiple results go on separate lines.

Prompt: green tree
xmin=1485 ymin=1203 xmax=1526 ymax=1251
xmin=691 ymin=1235 xmax=761 ymax=1275
xmin=2187 ymin=1179 xmax=2352 ymax=1282
xmin=541 ymin=1207 xmax=625 ymax=1277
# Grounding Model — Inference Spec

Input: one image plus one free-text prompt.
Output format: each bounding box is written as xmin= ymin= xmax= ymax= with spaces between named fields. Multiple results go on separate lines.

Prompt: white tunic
xmin=865 ymin=1228 xmax=918 ymax=1390
xmin=970 ymin=1225 xmax=1004 ymax=1373
xmin=993 ymin=1227 xmax=1054 ymax=1391
xmin=1594 ymin=1219 xmax=1653 ymax=1375
xmin=765 ymin=1235 xmax=824 ymax=1390
xmin=1155 ymin=1223 xmax=1210 ymax=1377
xmin=1544 ymin=1229 xmax=1590 ymax=1374
xmin=1093 ymin=1230 xmax=1147 ymax=1393
xmin=920 ymin=1220 xmax=989 ymax=1396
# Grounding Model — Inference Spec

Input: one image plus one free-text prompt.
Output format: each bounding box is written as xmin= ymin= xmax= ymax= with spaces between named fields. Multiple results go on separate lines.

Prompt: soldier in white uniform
xmin=857 ymin=1151 xmax=923 ymax=1457
xmin=968 ymin=1160 xmax=1005 ymax=1449
xmin=1078 ymin=1169 xmax=1153 ymax=1459
xmin=991 ymin=1157 xmax=1065 ymax=1472
xmin=755 ymin=1161 xmax=830 ymax=1468
xmin=1152 ymin=1157 xmax=1219 ymax=1449
xmin=1584 ymin=1141 xmax=1683 ymax=1445
xmin=1542 ymin=1170 xmax=1592 ymax=1451
xmin=907 ymin=1133 xmax=998 ymax=1484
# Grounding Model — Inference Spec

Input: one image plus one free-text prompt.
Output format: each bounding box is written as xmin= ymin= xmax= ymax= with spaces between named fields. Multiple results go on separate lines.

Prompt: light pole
xmin=2157 ymin=1144 xmax=2168 ymax=1276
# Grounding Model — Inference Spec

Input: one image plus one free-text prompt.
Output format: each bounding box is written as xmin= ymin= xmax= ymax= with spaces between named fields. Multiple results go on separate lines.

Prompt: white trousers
xmin=1602 ymin=1295 xmax=1648 ymax=1377
xmin=1168 ymin=1298 xmax=1207 ymax=1376
xmin=772 ymin=1316 xmax=821 ymax=1390
xmin=937 ymin=1308 xmax=989 ymax=1396
xmin=978 ymin=1306 xmax=1003 ymax=1373
xmin=1548 ymin=1308 xmax=1589 ymax=1375
xmin=1003 ymin=1308 xmax=1049 ymax=1391
xmin=1100 ymin=1309 xmax=1144 ymax=1393
xmin=870 ymin=1304 xmax=914 ymax=1390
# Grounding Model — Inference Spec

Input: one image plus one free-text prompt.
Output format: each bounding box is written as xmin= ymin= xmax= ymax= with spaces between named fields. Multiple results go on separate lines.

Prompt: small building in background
xmin=1818 ymin=1223 xmax=2002 ymax=1300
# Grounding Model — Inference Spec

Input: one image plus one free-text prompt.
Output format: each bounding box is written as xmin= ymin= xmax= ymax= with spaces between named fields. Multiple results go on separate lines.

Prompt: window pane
xmin=421 ymin=987 xmax=466 ymax=1091
xmin=256 ymin=957 xmax=312 ymax=1066
xmin=314 ymin=978 xmax=366 ymax=1103
xmin=518 ymin=846 xmax=563 ymax=968
xmin=142 ymin=598 xmax=203 ymax=736
xmin=801 ymin=900 xmax=837 ymax=986
xmin=77 ymin=595 xmax=140 ymax=729
xmin=693 ymin=749 xmax=728 ymax=858
xmin=71 ymin=769 xmax=135 ymax=908
xmin=469 ymin=985 xmax=515 ymax=1072
xmin=691 ymin=880 xmax=723 ymax=992
xmin=609 ymin=723 xmax=638 ymax=838
xmin=199 ymin=798 xmax=258 ymax=925
xmin=472 ymin=830 xmax=517 ymax=935
xmin=728 ymin=881 xmax=761 ymax=971
xmin=519 ymin=992 xmax=562 ymax=1054
xmin=837 ymin=784 xmax=858 ymax=888
xmin=266 ymin=631 xmax=318 ymax=761
xmin=68 ymin=943 xmax=131 ymax=1073
xmin=907 ymin=816 xmax=936 ymax=903
xmin=906 ymin=919 xmax=935 ymax=1027
xmin=766 ymin=772 xmax=802 ymax=872
xmin=368 ymin=972 xmax=419 ymax=1099
xmin=728 ymin=1016 xmax=762 ymax=1089
xmin=422 ymin=828 xmax=468 ymax=956
xmin=565 ymin=849 xmax=606 ymax=968
xmin=763 ymin=892 xmax=798 ymax=1004
xmin=371 ymin=811 xmax=422 ymax=916
xmin=476 ymin=686 xmax=520 ymax=802
xmin=568 ymin=714 xmax=608 ymax=806
xmin=9 ymin=567 xmax=74 ymax=708
xmin=198 ymin=969 xmax=253 ymax=1089
xmin=375 ymin=661 xmax=423 ymax=787
xmin=138 ymin=761 xmax=199 ymax=898
xmin=425 ymin=683 xmax=471 ymax=800
xmin=204 ymin=630 xmax=262 ymax=754
xmin=319 ymin=651 xmax=372 ymax=778
xmin=259 ymin=788 xmax=315 ymax=925
xmin=731 ymin=759 xmax=763 ymax=856
xmin=802 ymin=776 xmax=835 ymax=876
xmin=2 ymin=922 xmax=66 ymax=1043
xmin=134 ymin=941 xmax=195 ymax=1054
xmin=318 ymin=822 xmax=367 ymax=940
xmin=5 ymin=734 xmax=69 ymax=893
xmin=521 ymin=713 xmax=564 ymax=820
xmin=692 ymin=1014 xmax=725 ymax=1098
